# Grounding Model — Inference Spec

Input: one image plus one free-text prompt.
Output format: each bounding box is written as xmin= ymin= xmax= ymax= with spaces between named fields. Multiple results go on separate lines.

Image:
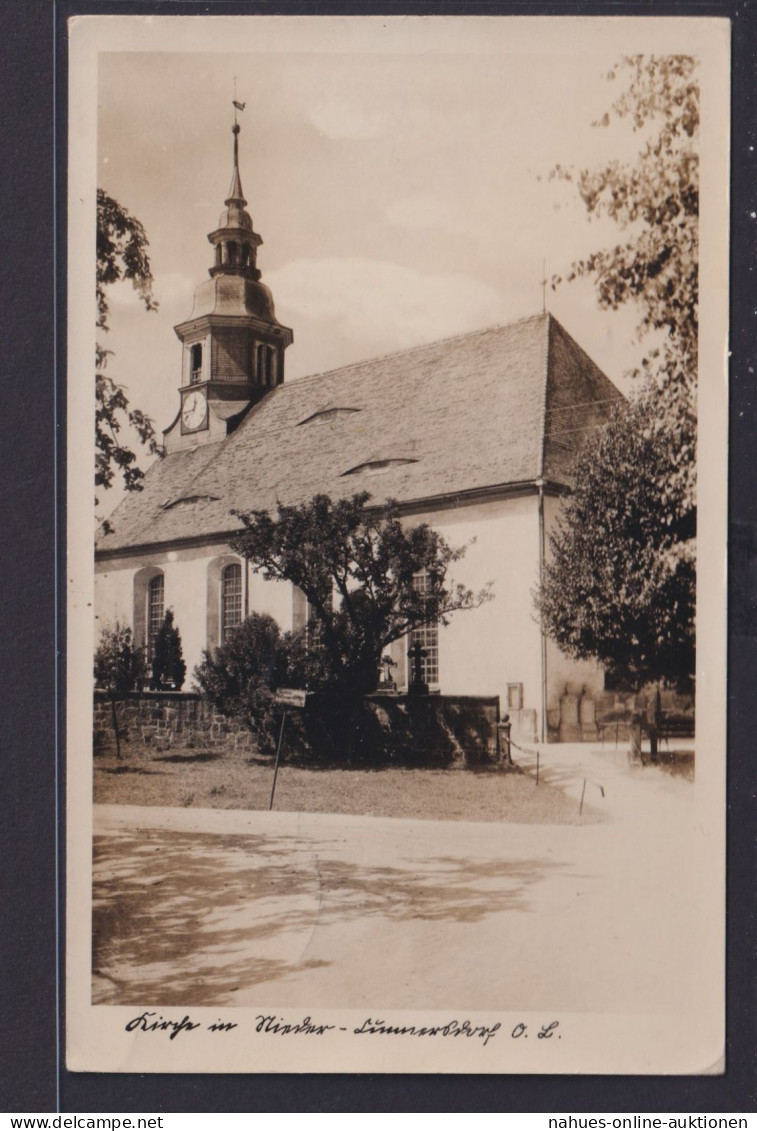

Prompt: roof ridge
xmin=282 ymin=310 xmax=551 ymax=392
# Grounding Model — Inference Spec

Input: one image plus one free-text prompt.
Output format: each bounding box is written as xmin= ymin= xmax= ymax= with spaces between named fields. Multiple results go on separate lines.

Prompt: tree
xmin=230 ymin=492 xmax=492 ymax=698
xmin=150 ymin=609 xmax=187 ymax=690
xmin=550 ymin=54 xmax=698 ymax=506
xmin=535 ymin=394 xmax=695 ymax=691
xmin=94 ymin=621 xmax=148 ymax=759
xmin=96 ymin=190 xmax=163 ymax=518
xmin=537 ymin=56 xmax=699 ymax=692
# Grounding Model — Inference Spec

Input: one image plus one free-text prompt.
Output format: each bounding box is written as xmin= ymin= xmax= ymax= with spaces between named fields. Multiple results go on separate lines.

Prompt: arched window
xmin=241 ymin=243 xmax=251 ymax=266
xmin=409 ymin=570 xmax=439 ymax=688
xmin=147 ymin=574 xmax=165 ymax=661
xmin=221 ymin=563 xmax=243 ymax=644
xmin=190 ymin=343 xmax=202 ymax=384
xmin=227 ymin=241 xmax=239 ymax=265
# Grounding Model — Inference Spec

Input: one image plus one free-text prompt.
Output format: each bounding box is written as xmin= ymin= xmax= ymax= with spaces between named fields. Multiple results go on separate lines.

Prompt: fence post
xmin=501 ymin=714 xmax=512 ymax=765
xmin=269 ymin=710 xmax=288 ymax=811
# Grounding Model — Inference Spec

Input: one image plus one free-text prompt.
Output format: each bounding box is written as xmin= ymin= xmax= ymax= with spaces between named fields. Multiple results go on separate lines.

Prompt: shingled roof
xmin=96 ymin=312 xmax=623 ymax=556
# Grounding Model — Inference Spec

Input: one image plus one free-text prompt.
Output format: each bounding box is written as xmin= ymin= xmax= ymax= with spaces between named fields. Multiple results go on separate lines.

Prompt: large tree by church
xmin=96 ymin=191 xmax=163 ymax=519
xmin=536 ymin=393 xmax=695 ymax=690
xmin=538 ymin=56 xmax=698 ymax=688
xmin=229 ymin=491 xmax=492 ymax=697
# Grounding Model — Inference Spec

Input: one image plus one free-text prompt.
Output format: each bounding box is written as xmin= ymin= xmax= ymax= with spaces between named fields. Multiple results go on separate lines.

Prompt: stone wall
xmin=365 ymin=693 xmax=501 ymax=765
xmin=93 ymin=690 xmax=502 ymax=765
xmin=93 ymin=691 xmax=257 ymax=758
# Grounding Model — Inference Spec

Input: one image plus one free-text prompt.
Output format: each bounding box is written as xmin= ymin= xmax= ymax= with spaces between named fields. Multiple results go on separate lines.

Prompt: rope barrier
xmin=504 ymin=734 xmax=607 ymax=810
xmin=509 ymin=736 xmax=540 ymax=758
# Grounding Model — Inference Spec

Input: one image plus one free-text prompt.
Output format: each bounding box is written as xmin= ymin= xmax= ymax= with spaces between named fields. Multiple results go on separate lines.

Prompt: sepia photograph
xmin=66 ymin=14 xmax=729 ymax=1075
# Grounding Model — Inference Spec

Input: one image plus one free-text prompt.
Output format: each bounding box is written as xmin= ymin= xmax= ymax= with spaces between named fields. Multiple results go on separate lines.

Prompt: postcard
xmin=67 ymin=13 xmax=729 ymax=1074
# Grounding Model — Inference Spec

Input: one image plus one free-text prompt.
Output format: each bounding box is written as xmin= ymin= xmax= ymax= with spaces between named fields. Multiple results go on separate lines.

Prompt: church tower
xmin=165 ymin=116 xmax=293 ymax=453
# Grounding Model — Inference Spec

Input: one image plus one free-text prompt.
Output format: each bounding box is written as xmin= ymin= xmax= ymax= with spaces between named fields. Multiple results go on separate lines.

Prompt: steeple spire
xmin=206 ymin=109 xmax=262 ymax=281
xmin=226 ymin=121 xmax=246 ymax=206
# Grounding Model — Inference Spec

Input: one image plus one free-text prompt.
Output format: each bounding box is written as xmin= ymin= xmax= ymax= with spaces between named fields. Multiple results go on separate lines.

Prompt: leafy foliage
xmin=537 ymin=56 xmax=699 ymax=687
xmin=194 ymin=614 xmax=308 ymax=753
xmin=94 ymin=621 xmax=147 ymax=693
xmin=230 ymin=492 xmax=492 ymax=697
xmin=535 ymin=395 xmax=695 ymax=689
xmin=150 ymin=609 xmax=187 ymax=690
xmin=96 ymin=190 xmax=163 ymax=517
xmin=550 ymin=55 xmax=698 ymax=505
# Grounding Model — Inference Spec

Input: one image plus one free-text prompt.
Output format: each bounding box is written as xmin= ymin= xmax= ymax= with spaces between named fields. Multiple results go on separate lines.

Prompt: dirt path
xmin=92 ymin=744 xmax=709 ymax=1017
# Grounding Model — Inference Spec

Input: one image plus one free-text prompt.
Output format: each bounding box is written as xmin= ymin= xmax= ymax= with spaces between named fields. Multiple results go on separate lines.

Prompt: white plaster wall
xmin=404 ymin=496 xmax=544 ymax=713
xmin=248 ymin=568 xmax=294 ymax=632
xmin=95 ymin=543 xmax=295 ymax=684
xmin=93 ymin=562 xmax=134 ymax=639
xmin=95 ymin=491 xmax=601 ymax=712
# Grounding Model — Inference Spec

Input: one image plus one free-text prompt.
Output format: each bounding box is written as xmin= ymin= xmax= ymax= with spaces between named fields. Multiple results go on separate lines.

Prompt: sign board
xmin=274 ymin=688 xmax=308 ymax=708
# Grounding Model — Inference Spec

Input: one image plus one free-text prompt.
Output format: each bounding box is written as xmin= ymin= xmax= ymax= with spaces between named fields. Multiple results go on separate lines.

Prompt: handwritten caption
xmin=125 ymin=1011 xmax=561 ymax=1047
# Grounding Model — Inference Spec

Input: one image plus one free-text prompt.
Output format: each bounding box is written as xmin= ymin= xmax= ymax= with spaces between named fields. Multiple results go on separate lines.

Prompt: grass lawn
xmin=93 ymin=743 xmax=601 ymax=825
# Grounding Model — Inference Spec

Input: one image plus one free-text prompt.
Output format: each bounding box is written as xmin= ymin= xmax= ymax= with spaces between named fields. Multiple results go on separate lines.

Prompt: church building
xmin=95 ymin=121 xmax=624 ymax=742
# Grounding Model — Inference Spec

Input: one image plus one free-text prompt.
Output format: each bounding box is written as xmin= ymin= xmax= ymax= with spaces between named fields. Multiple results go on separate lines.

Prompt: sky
xmin=94 ymin=21 xmax=675 ymax=512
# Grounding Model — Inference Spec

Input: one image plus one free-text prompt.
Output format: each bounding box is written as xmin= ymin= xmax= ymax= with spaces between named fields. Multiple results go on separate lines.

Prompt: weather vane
xmin=541 ymin=257 xmax=548 ymax=315
xmin=232 ymin=76 xmax=246 ymax=126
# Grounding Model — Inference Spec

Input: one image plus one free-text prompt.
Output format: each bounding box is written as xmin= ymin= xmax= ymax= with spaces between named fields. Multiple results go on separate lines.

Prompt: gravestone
xmin=579 ymin=687 xmax=598 ymax=741
xmin=558 ymin=685 xmax=582 ymax=742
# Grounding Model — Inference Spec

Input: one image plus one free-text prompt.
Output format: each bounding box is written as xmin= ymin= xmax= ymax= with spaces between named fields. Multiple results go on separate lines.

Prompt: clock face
xmin=181 ymin=390 xmax=208 ymax=432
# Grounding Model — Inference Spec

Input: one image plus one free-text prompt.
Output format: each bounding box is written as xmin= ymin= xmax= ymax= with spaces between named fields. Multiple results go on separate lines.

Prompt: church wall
xmin=95 ymin=491 xmax=604 ymax=728
xmin=95 ymin=544 xmax=224 ymax=679
xmin=248 ymin=569 xmax=294 ymax=634
xmin=402 ymin=495 xmax=544 ymax=718
xmin=95 ymin=540 xmax=296 ymax=683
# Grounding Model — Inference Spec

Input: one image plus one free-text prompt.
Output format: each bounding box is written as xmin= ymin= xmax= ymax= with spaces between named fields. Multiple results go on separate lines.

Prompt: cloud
xmin=266 ymin=256 xmax=508 ymax=379
xmin=385 ymin=195 xmax=458 ymax=231
xmin=104 ymin=271 xmax=194 ymax=314
xmin=307 ymin=100 xmax=390 ymax=140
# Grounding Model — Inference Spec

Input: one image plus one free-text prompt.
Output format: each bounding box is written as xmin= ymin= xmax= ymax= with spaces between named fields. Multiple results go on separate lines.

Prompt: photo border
xmin=2 ymin=0 xmax=755 ymax=1113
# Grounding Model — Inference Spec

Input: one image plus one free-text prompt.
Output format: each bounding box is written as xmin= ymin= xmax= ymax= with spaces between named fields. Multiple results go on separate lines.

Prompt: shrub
xmin=151 ymin=608 xmax=187 ymax=690
xmin=194 ymin=614 xmax=310 ymax=755
xmin=94 ymin=621 xmax=147 ymax=693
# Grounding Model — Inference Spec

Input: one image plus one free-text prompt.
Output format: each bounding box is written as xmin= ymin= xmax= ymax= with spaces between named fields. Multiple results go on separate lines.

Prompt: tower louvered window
xmin=256 ymin=344 xmax=276 ymax=386
xmin=190 ymin=343 xmax=202 ymax=384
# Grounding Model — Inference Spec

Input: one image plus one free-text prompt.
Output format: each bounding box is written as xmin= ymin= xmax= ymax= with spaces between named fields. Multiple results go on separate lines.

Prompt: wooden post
xmin=110 ymin=693 xmax=122 ymax=761
xmin=535 ymin=748 xmax=540 ymax=786
xmin=579 ymin=777 xmax=587 ymax=816
xmin=269 ymin=710 xmax=288 ymax=811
